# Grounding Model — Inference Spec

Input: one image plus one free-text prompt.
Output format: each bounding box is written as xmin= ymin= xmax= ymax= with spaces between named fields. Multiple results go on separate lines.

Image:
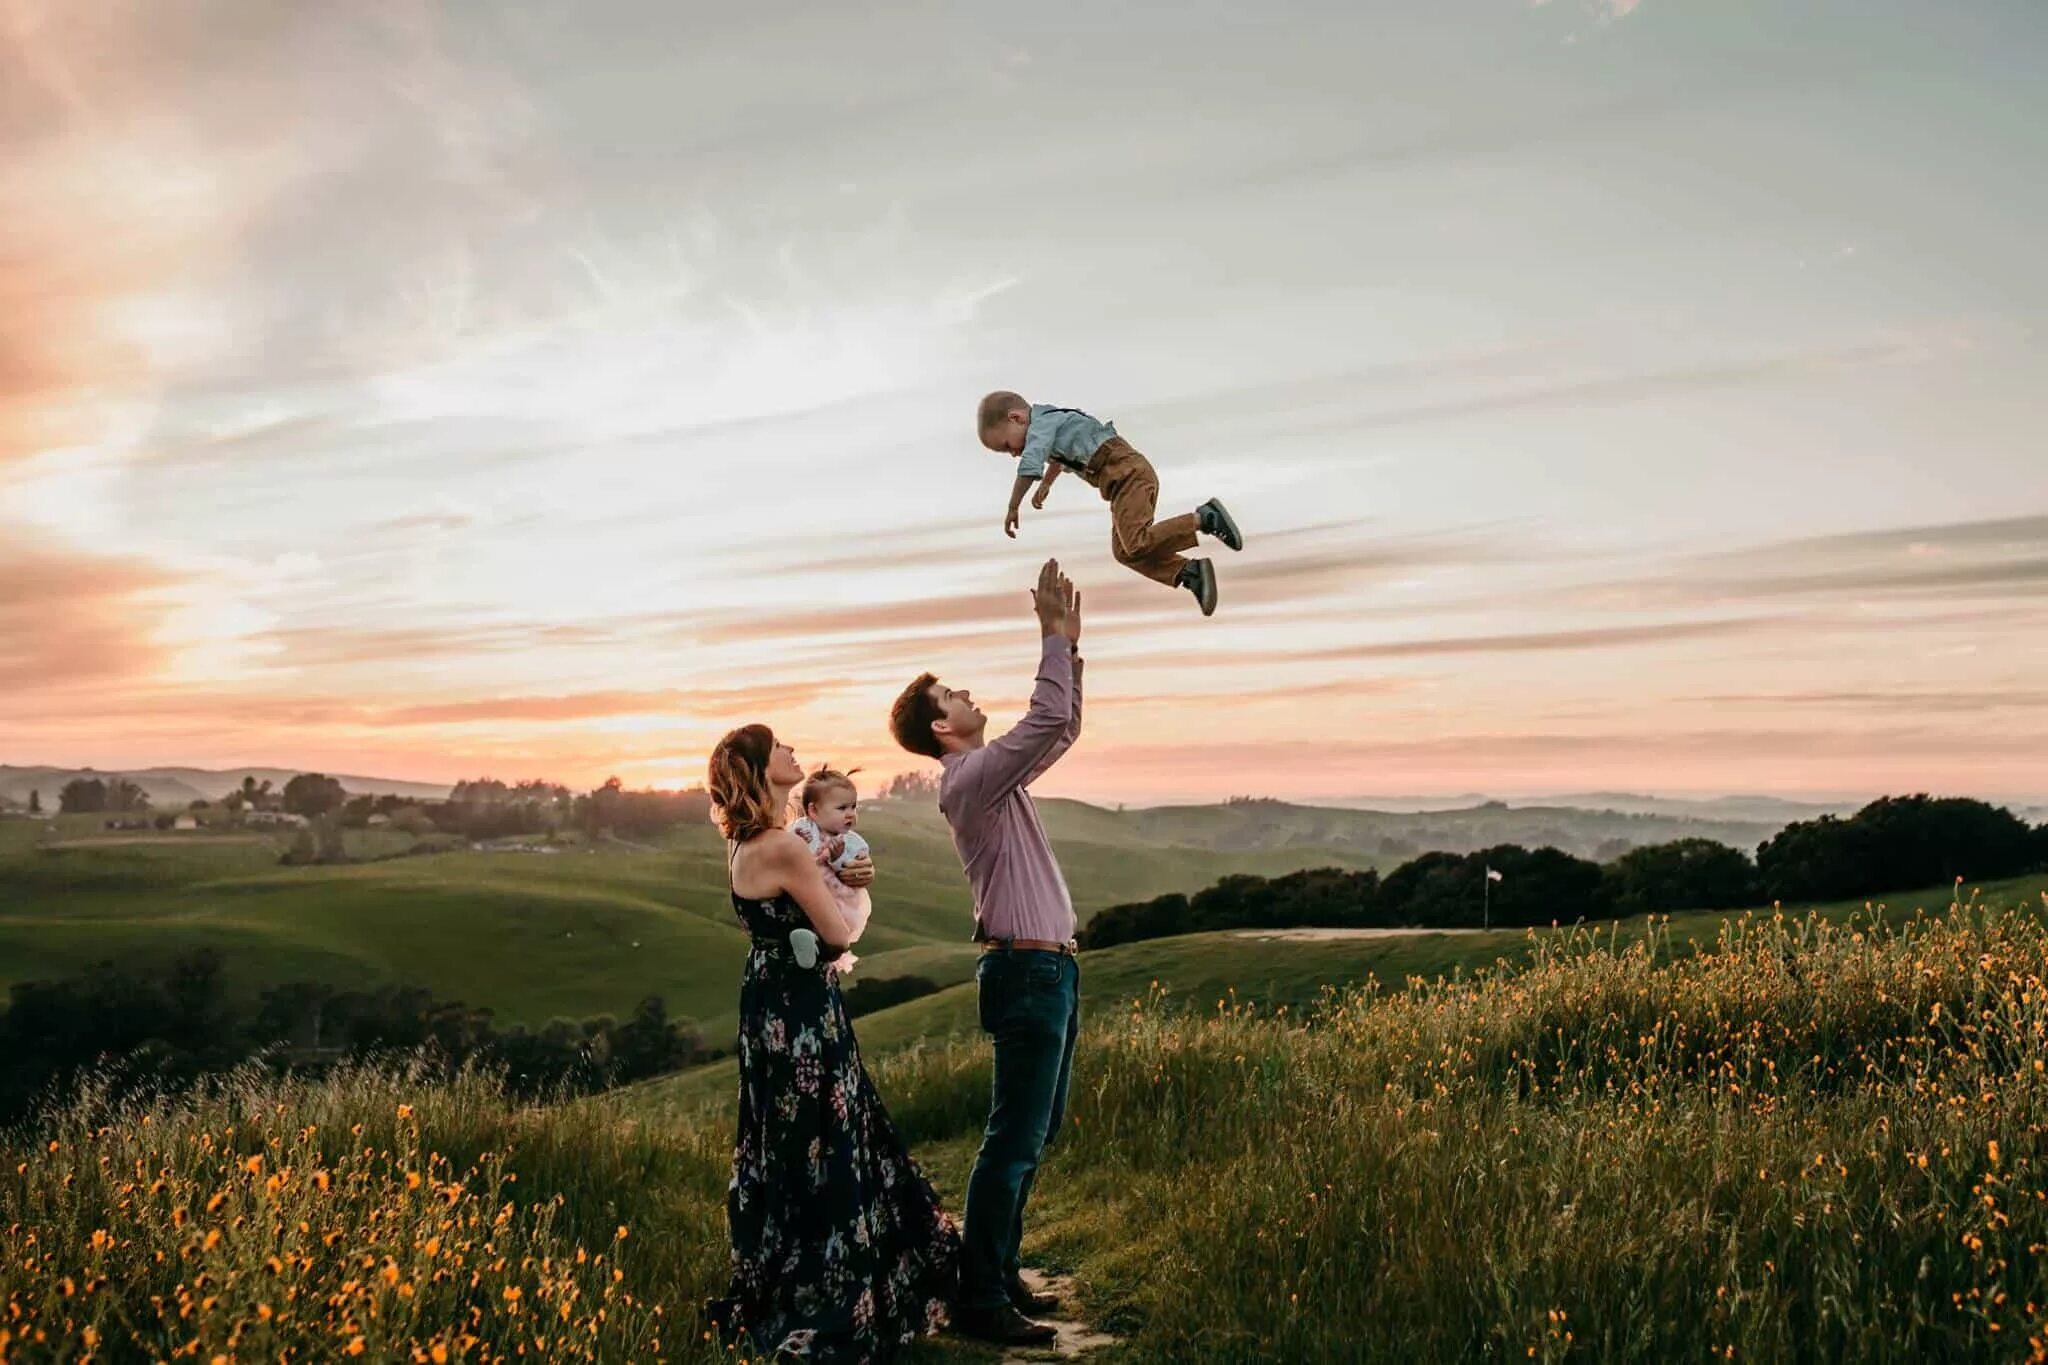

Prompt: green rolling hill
xmin=629 ymin=871 xmax=2048 ymax=1113
xmin=0 ymin=800 xmax=1376 ymax=1038
xmin=12 ymin=788 xmax=2030 ymax=1073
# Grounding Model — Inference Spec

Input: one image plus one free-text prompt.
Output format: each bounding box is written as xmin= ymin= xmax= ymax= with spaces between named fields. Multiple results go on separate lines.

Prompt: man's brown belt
xmin=980 ymin=938 xmax=1078 ymax=956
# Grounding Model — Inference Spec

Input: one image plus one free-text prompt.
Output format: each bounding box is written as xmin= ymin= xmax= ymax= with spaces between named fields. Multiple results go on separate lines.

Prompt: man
xmin=887 ymin=558 xmax=1084 ymax=1347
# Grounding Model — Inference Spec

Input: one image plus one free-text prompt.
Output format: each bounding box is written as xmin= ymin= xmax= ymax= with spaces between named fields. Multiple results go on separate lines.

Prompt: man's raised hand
xmin=1031 ymin=558 xmax=1069 ymax=637
xmin=1063 ymin=578 xmax=1082 ymax=648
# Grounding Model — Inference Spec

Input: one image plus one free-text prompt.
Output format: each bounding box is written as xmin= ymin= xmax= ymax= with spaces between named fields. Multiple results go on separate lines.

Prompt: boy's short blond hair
xmin=977 ymin=390 xmax=1027 ymax=435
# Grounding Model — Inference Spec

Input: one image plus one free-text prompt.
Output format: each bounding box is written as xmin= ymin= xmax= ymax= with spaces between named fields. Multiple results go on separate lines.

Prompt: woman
xmin=703 ymin=724 xmax=960 ymax=1361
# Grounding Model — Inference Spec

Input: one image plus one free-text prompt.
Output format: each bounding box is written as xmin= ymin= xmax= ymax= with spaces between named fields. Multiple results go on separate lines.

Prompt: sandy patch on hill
xmin=42 ymin=835 xmax=271 ymax=849
xmin=1229 ymin=926 xmax=1486 ymax=942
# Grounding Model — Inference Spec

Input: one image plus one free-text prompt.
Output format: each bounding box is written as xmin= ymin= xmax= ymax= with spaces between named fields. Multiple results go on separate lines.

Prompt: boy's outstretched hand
xmin=1004 ymin=475 xmax=1032 ymax=538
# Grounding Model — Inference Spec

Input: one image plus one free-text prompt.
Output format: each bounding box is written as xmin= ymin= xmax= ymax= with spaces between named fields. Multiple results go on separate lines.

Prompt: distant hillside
xmin=0 ymin=801 xmax=1378 ymax=1035
xmin=1025 ymin=796 xmax=1794 ymax=862
xmin=1525 ymin=791 xmax=1856 ymax=823
xmin=0 ymin=765 xmax=451 ymax=807
xmin=1327 ymin=792 xmax=1854 ymax=824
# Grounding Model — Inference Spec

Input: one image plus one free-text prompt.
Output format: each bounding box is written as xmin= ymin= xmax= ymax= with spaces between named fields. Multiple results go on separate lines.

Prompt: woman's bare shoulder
xmin=730 ymin=828 xmax=806 ymax=888
xmin=750 ymin=827 xmax=808 ymax=860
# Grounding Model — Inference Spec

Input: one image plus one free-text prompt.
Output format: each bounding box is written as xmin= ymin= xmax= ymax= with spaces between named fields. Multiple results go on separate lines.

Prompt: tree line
xmin=37 ymin=770 xmax=719 ymax=864
xmin=0 ymin=950 xmax=710 ymax=1127
xmin=1081 ymin=795 xmax=2048 ymax=950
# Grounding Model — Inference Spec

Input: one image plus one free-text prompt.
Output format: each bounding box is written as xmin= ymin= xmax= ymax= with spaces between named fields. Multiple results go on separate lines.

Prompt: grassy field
xmin=637 ymin=872 xmax=2048 ymax=1108
xmin=10 ymin=880 xmax=2048 ymax=1361
xmin=0 ymin=803 xmax=1373 ymax=1038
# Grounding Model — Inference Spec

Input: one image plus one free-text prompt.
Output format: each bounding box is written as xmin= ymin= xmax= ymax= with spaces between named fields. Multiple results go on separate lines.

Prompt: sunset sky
xmin=3 ymin=0 xmax=2045 ymax=805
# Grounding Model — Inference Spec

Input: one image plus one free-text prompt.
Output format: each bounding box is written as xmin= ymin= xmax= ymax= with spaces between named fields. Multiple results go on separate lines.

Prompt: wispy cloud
xmin=694 ymin=529 xmax=1509 ymax=659
xmin=1266 ymin=338 xmax=1968 ymax=446
xmin=1111 ymin=615 xmax=1779 ymax=673
xmin=1530 ymin=0 xmax=1646 ymax=23
xmin=1563 ymin=512 xmax=2048 ymax=612
xmin=0 ymin=534 xmax=183 ymax=688
xmin=1695 ymin=689 xmax=2048 ymax=715
xmin=375 ymin=681 xmax=855 ymax=726
xmin=1708 ymin=513 xmax=2048 ymax=564
xmin=1071 ymin=720 xmax=2045 ymax=803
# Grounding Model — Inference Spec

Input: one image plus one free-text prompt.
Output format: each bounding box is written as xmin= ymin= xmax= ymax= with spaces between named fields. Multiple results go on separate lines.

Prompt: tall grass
xmin=0 ymin=1062 xmax=732 ymax=1362
xmin=10 ymin=894 xmax=2048 ymax=1361
xmin=941 ymin=896 xmax=2048 ymax=1361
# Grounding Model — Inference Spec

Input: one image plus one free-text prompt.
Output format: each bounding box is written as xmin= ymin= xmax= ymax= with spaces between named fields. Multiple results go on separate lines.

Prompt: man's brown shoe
xmin=1008 ymin=1276 xmax=1060 ymax=1315
xmin=951 ymin=1302 xmax=1058 ymax=1346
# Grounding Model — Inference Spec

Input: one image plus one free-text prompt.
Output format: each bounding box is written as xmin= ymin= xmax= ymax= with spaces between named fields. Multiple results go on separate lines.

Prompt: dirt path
xmin=996 ymin=1269 xmax=1119 ymax=1363
xmin=1229 ymin=925 xmax=1484 ymax=942
xmin=41 ymin=835 xmax=270 ymax=849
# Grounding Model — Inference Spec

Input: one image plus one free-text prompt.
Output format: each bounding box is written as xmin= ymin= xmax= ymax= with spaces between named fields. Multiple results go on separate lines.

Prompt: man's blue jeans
xmin=960 ymin=947 xmax=1080 ymax=1310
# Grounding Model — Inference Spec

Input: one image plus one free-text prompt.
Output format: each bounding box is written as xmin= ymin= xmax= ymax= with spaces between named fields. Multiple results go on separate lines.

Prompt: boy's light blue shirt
xmin=1017 ymin=404 xmax=1116 ymax=481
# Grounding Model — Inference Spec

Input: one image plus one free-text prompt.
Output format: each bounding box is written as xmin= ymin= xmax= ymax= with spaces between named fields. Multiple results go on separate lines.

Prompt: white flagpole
xmin=1483 ymin=866 xmax=1490 ymax=932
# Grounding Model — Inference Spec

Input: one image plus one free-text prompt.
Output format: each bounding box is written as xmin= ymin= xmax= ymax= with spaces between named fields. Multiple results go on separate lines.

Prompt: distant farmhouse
xmin=243 ymin=811 xmax=309 ymax=828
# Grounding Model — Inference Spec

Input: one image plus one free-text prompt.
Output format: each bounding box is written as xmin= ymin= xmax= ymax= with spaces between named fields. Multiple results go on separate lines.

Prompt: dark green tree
xmin=1604 ymin=839 xmax=1759 ymax=914
xmin=1758 ymin=795 xmax=2037 ymax=901
xmin=106 ymin=778 xmax=151 ymax=813
xmin=283 ymin=773 xmax=348 ymax=818
xmin=58 ymin=778 xmax=107 ymax=813
xmin=1379 ymin=846 xmax=1608 ymax=928
xmin=608 ymin=996 xmax=702 ymax=1082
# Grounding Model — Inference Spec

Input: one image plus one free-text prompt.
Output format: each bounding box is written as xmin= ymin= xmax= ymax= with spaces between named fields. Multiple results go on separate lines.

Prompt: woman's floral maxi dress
xmin=706 ymin=885 xmax=960 ymax=1361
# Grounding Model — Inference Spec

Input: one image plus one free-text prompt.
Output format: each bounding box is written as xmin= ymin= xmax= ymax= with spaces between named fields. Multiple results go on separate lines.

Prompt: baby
xmin=786 ymin=765 xmax=873 ymax=975
xmin=977 ymin=391 xmax=1243 ymax=616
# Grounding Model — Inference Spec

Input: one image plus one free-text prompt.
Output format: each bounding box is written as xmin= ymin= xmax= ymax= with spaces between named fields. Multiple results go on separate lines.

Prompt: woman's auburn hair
xmin=707 ymin=723 xmax=782 ymax=845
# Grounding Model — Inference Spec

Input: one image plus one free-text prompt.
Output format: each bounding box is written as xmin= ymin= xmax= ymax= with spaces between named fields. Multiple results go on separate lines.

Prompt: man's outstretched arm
xmin=951 ymin=561 xmax=1078 ymax=809
xmin=1023 ymin=586 xmax=1083 ymax=787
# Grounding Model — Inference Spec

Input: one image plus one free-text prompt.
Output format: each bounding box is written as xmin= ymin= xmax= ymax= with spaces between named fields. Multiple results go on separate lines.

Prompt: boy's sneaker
xmin=1196 ymin=499 xmax=1242 ymax=551
xmin=789 ymin=928 xmax=820 ymax=969
xmin=1177 ymin=559 xmax=1219 ymax=617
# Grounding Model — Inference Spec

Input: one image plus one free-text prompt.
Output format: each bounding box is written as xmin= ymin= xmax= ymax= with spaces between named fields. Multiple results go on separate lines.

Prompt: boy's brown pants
xmin=1079 ymin=437 xmax=1197 ymax=587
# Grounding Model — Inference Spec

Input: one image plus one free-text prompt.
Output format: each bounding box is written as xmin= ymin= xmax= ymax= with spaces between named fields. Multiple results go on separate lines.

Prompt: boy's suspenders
xmin=1033 ymin=407 xmax=1107 ymax=471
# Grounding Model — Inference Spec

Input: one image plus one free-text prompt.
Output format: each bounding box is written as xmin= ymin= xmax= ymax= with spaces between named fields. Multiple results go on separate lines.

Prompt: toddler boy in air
xmin=977 ymin=391 xmax=1243 ymax=615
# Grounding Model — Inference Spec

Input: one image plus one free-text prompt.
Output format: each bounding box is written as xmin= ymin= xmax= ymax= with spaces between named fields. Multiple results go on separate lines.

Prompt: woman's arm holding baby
xmin=837 ymin=851 xmax=874 ymax=889
xmin=761 ymin=832 xmax=852 ymax=948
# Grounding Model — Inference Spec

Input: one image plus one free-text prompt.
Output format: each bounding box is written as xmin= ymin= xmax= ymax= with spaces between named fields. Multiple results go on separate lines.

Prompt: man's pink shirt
xmin=937 ymin=634 xmax=1083 ymax=944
